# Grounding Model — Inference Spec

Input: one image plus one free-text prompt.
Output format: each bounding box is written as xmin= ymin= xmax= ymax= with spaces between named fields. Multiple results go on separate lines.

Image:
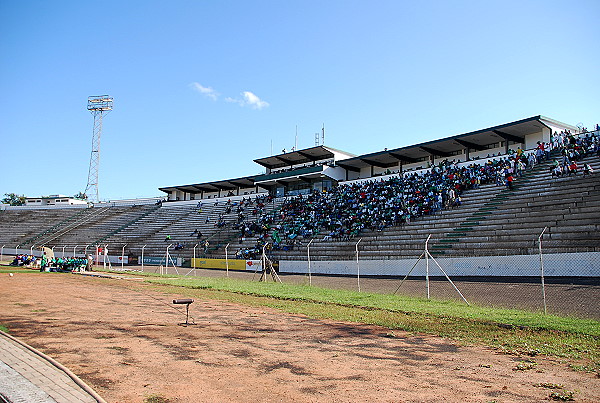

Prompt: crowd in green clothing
xmin=40 ymin=256 xmax=87 ymax=272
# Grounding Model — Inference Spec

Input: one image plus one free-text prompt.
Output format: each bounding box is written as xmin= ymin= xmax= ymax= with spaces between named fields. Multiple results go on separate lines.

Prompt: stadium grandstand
xmin=1 ymin=115 xmax=599 ymax=277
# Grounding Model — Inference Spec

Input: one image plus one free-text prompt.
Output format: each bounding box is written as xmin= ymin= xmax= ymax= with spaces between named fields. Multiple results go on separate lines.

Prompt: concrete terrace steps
xmin=17 ymin=208 xmax=92 ymax=247
xmin=36 ymin=205 xmax=154 ymax=247
xmin=96 ymin=197 xmax=285 ymax=258
xmin=1 ymin=209 xmax=86 ymax=246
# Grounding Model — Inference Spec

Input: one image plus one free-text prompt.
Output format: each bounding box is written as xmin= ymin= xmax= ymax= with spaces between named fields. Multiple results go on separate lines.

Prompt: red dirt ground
xmin=1 ymin=272 xmax=599 ymax=402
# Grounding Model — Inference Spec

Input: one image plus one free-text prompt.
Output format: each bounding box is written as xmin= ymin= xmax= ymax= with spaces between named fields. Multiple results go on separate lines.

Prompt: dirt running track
xmin=1 ymin=273 xmax=599 ymax=403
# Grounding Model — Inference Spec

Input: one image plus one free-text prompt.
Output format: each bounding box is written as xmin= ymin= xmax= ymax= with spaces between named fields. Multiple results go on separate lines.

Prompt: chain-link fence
xmin=273 ymin=235 xmax=600 ymax=319
xmin=3 ymin=238 xmax=598 ymax=320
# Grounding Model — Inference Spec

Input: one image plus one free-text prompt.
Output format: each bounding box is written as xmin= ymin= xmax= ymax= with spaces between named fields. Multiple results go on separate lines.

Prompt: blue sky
xmin=1 ymin=0 xmax=598 ymax=200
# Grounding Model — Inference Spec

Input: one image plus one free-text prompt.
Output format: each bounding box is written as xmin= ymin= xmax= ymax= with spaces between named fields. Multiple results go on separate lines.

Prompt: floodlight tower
xmin=84 ymin=95 xmax=113 ymax=203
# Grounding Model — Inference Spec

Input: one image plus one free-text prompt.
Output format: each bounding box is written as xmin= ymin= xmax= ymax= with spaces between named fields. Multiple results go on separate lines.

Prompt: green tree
xmin=1 ymin=193 xmax=26 ymax=206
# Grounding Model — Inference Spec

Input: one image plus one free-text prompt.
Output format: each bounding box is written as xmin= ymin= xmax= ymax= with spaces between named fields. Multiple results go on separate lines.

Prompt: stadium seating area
xmin=1 ymin=131 xmax=598 ymax=265
xmin=224 ymin=131 xmax=600 ymax=259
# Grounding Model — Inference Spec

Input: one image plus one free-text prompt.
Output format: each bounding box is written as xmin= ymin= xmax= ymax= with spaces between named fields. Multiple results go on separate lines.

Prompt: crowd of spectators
xmin=9 ymin=254 xmax=88 ymax=272
xmin=40 ymin=256 xmax=87 ymax=272
xmin=550 ymin=130 xmax=599 ymax=177
xmin=233 ymin=157 xmax=525 ymax=257
xmin=10 ymin=254 xmax=37 ymax=266
xmin=232 ymin=129 xmax=599 ymax=257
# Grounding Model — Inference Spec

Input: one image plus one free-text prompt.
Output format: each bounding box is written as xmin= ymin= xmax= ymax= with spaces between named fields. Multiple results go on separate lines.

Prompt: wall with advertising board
xmin=191 ymin=258 xmax=262 ymax=271
xmin=139 ymin=256 xmax=183 ymax=266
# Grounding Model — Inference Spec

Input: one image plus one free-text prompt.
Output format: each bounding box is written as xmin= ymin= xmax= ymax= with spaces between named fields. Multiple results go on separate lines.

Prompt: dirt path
xmin=1 ymin=272 xmax=598 ymax=402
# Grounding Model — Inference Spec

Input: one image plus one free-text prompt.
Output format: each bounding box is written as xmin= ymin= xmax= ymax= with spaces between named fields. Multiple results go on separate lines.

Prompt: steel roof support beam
xmin=228 ymin=180 xmax=254 ymax=188
xmin=296 ymin=151 xmax=322 ymax=161
xmin=388 ymin=152 xmax=418 ymax=164
xmin=360 ymin=158 xmax=397 ymax=168
xmin=335 ymin=162 xmax=361 ymax=173
xmin=493 ymin=130 xmax=525 ymax=144
xmin=274 ymin=155 xmax=297 ymax=165
xmin=454 ymin=139 xmax=486 ymax=151
xmin=419 ymin=146 xmax=451 ymax=158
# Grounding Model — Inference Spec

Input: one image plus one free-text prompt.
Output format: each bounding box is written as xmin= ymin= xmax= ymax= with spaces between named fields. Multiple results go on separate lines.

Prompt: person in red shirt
xmin=506 ymin=174 xmax=515 ymax=190
xmin=569 ymin=161 xmax=578 ymax=175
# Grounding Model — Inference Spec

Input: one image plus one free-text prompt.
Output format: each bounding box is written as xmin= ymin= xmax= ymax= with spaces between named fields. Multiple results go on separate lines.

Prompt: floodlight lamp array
xmin=87 ymin=95 xmax=113 ymax=112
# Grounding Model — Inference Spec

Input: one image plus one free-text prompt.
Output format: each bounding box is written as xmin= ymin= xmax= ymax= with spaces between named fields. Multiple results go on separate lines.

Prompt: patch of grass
xmin=144 ymin=393 xmax=170 ymax=403
xmin=0 ymin=268 xmax=38 ymax=274
xmin=534 ymin=382 xmax=564 ymax=389
xmin=549 ymin=389 xmax=576 ymax=401
xmin=0 ymin=324 xmax=8 ymax=333
xmin=569 ymin=362 xmax=600 ymax=375
xmin=513 ymin=361 xmax=537 ymax=371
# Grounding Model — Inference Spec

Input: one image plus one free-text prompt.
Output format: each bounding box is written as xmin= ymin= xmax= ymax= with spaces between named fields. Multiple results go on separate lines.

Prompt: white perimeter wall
xmin=280 ymin=252 xmax=600 ymax=277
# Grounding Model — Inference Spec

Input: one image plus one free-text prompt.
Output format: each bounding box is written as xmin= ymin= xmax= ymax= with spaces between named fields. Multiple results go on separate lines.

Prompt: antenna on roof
xmin=322 ymin=123 xmax=325 ymax=145
xmin=295 ymin=125 xmax=298 ymax=151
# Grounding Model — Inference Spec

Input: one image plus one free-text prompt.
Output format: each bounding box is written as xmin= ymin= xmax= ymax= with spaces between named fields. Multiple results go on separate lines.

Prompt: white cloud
xmin=190 ymin=82 xmax=218 ymax=101
xmin=192 ymin=83 xmax=269 ymax=110
xmin=226 ymin=91 xmax=269 ymax=110
xmin=242 ymin=91 xmax=269 ymax=109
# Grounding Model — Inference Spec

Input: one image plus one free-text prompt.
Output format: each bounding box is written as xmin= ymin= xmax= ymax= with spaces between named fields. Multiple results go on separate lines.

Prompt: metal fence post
xmin=104 ymin=244 xmax=109 ymax=270
xmin=121 ymin=244 xmax=127 ymax=270
xmin=225 ymin=243 xmax=230 ymax=277
xmin=425 ymin=235 xmax=431 ymax=299
xmin=307 ymin=239 xmax=314 ymax=286
xmin=355 ymin=238 xmax=362 ymax=292
xmin=165 ymin=244 xmax=175 ymax=275
xmin=192 ymin=244 xmax=198 ymax=273
xmin=141 ymin=245 xmax=146 ymax=272
xmin=538 ymin=227 xmax=548 ymax=314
